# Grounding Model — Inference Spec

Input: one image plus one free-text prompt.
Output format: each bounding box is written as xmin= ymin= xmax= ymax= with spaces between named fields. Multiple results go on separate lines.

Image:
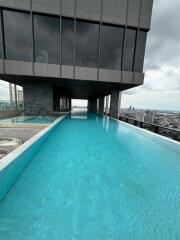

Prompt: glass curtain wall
xmin=1 ymin=9 xmax=147 ymax=73
xmin=0 ymin=11 xmax=2 ymax=59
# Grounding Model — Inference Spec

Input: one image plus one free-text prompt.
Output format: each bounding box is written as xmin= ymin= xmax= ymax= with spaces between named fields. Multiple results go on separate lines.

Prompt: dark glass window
xmin=100 ymin=24 xmax=124 ymax=70
xmin=0 ymin=13 xmax=2 ymax=59
xmin=122 ymin=28 xmax=136 ymax=71
xmin=34 ymin=14 xmax=60 ymax=64
xmin=3 ymin=10 xmax=32 ymax=61
xmin=134 ymin=31 xmax=147 ymax=72
xmin=61 ymin=18 xmax=74 ymax=65
xmin=76 ymin=20 xmax=99 ymax=68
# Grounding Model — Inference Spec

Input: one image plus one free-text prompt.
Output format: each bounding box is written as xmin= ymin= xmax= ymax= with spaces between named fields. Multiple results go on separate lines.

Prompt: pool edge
xmin=0 ymin=115 xmax=66 ymax=171
xmin=96 ymin=112 xmax=180 ymax=146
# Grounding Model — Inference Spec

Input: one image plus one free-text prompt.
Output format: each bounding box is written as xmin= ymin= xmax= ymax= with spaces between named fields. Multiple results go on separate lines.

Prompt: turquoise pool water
xmin=0 ymin=110 xmax=180 ymax=240
xmin=0 ymin=116 xmax=57 ymax=125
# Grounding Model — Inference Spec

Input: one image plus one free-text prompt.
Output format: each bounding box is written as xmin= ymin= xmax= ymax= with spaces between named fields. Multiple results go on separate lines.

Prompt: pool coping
xmin=0 ymin=115 xmax=66 ymax=171
xmin=96 ymin=112 xmax=180 ymax=146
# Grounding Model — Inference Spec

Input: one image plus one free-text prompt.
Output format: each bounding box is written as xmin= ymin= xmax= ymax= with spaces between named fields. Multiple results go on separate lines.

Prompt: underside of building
xmin=0 ymin=0 xmax=153 ymax=117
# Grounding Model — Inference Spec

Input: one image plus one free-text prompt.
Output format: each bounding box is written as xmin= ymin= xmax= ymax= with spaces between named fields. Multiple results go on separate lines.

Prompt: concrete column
xmin=14 ymin=85 xmax=18 ymax=110
xmin=66 ymin=97 xmax=69 ymax=110
xmin=105 ymin=95 xmax=110 ymax=114
xmin=69 ymin=99 xmax=72 ymax=110
xmin=99 ymin=97 xmax=104 ymax=114
xmin=93 ymin=99 xmax=98 ymax=112
xmin=88 ymin=99 xmax=97 ymax=112
xmin=88 ymin=99 xmax=92 ymax=112
xmin=62 ymin=97 xmax=66 ymax=111
xmin=9 ymin=83 xmax=13 ymax=109
xmin=110 ymin=90 xmax=120 ymax=119
xmin=88 ymin=100 xmax=91 ymax=111
xmin=53 ymin=90 xmax=60 ymax=112
xmin=23 ymin=82 xmax=53 ymax=116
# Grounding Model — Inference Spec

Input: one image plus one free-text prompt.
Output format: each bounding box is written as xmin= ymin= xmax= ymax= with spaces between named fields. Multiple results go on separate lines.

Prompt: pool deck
xmin=0 ymin=127 xmax=44 ymax=143
xmin=0 ymin=127 xmax=43 ymax=159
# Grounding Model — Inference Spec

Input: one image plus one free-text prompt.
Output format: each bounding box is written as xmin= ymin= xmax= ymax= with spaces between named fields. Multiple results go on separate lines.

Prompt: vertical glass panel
xmin=123 ymin=28 xmax=136 ymax=71
xmin=100 ymin=24 xmax=124 ymax=70
xmin=0 ymin=12 xmax=2 ymax=59
xmin=34 ymin=14 xmax=60 ymax=64
xmin=76 ymin=20 xmax=99 ymax=68
xmin=3 ymin=10 xmax=32 ymax=61
xmin=134 ymin=31 xmax=147 ymax=72
xmin=62 ymin=18 xmax=74 ymax=65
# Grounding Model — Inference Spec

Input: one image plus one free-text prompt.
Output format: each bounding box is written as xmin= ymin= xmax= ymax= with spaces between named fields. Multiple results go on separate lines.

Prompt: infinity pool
xmin=0 ymin=116 xmax=57 ymax=125
xmin=0 ymin=110 xmax=180 ymax=239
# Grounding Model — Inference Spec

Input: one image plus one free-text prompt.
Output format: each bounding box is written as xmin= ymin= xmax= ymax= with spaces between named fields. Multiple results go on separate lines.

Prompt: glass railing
xmin=119 ymin=116 xmax=180 ymax=142
xmin=104 ymin=113 xmax=180 ymax=142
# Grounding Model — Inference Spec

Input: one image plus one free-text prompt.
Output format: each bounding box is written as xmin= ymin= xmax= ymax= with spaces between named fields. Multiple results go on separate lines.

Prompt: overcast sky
xmin=0 ymin=0 xmax=180 ymax=111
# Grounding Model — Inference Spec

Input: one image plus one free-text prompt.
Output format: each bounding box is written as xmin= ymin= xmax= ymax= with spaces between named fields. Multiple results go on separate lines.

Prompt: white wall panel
xmin=102 ymin=0 xmax=127 ymax=25
xmin=76 ymin=0 xmax=101 ymax=21
xmin=5 ymin=60 xmax=33 ymax=76
xmin=19 ymin=61 xmax=33 ymax=76
xmin=32 ymin=0 xmax=60 ymax=15
xmin=75 ymin=66 xmax=97 ymax=81
xmin=34 ymin=63 xmax=48 ymax=77
xmin=102 ymin=0 xmax=117 ymax=24
xmin=127 ymin=0 xmax=141 ymax=27
xmin=99 ymin=69 xmax=121 ymax=83
xmin=133 ymin=72 xmax=144 ymax=85
xmin=5 ymin=60 xmax=19 ymax=75
xmin=0 ymin=0 xmax=30 ymax=10
xmin=121 ymin=71 xmax=133 ymax=84
xmin=140 ymin=0 xmax=153 ymax=29
xmin=15 ymin=0 xmax=30 ymax=10
xmin=47 ymin=64 xmax=60 ymax=78
xmin=62 ymin=0 xmax=75 ymax=17
xmin=0 ymin=0 xmax=16 ymax=8
xmin=61 ymin=65 xmax=74 ymax=79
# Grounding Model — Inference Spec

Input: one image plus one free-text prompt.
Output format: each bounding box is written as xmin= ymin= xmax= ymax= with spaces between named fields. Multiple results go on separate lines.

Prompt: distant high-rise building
xmin=9 ymin=83 xmax=18 ymax=110
xmin=136 ymin=111 xmax=145 ymax=122
xmin=144 ymin=110 xmax=154 ymax=124
xmin=9 ymin=83 xmax=23 ymax=110
xmin=17 ymin=89 xmax=24 ymax=109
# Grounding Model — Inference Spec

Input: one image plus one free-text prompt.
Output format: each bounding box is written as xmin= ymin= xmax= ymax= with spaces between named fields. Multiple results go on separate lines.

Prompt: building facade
xmin=0 ymin=0 xmax=153 ymax=117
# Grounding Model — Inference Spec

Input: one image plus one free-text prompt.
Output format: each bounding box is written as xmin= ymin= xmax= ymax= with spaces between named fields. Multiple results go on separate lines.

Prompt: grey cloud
xmin=144 ymin=0 xmax=180 ymax=70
